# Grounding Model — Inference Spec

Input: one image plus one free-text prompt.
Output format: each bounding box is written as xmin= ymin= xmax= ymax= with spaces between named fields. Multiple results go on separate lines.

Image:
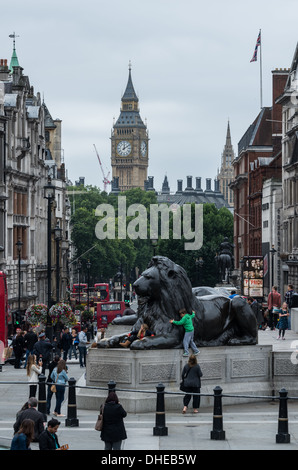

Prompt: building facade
xmin=0 ymin=44 xmax=70 ymax=326
xmin=276 ymin=44 xmax=298 ymax=291
xmin=231 ymin=69 xmax=288 ymax=276
xmin=217 ymin=121 xmax=235 ymax=207
xmin=111 ymin=65 xmax=149 ymax=191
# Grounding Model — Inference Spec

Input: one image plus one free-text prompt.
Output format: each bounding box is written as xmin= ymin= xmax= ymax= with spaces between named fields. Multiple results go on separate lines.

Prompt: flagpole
xmin=259 ymin=29 xmax=263 ymax=109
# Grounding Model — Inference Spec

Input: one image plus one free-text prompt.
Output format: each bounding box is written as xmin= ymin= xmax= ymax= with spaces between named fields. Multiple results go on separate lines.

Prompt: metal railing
xmin=0 ymin=375 xmax=294 ymax=444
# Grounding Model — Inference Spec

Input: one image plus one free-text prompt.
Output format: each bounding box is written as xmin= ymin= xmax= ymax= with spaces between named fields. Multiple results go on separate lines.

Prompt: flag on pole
xmin=250 ymin=30 xmax=261 ymax=62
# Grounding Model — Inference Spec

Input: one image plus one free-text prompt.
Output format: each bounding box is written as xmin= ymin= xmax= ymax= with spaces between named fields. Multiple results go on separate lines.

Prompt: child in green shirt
xmin=170 ymin=308 xmax=200 ymax=357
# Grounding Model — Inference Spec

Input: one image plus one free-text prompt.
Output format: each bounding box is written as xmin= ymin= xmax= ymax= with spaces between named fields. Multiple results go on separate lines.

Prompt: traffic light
xmin=124 ymin=293 xmax=130 ymax=304
xmin=15 ymin=311 xmax=22 ymax=326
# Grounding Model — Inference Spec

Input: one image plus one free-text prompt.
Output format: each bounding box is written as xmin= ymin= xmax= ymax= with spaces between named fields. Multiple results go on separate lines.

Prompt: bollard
xmin=153 ymin=383 xmax=168 ymax=436
xmin=38 ymin=374 xmax=47 ymax=421
xmin=276 ymin=388 xmax=290 ymax=443
xmin=210 ymin=385 xmax=225 ymax=440
xmin=65 ymin=377 xmax=79 ymax=427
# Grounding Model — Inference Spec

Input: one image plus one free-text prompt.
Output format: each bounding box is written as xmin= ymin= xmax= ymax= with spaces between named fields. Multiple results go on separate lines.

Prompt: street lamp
xmin=151 ymin=238 xmax=158 ymax=256
xmin=195 ymin=257 xmax=204 ymax=286
xmin=86 ymin=260 xmax=91 ymax=309
xmin=54 ymin=224 xmax=62 ymax=302
xmin=77 ymin=260 xmax=82 ymax=305
xmin=270 ymin=245 xmax=277 ymax=287
xmin=44 ymin=178 xmax=55 ymax=309
xmin=44 ymin=178 xmax=55 ymax=343
xmin=15 ymin=239 xmax=23 ymax=327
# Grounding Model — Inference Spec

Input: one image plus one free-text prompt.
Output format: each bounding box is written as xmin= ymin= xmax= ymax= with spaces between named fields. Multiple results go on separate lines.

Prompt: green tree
xmin=158 ymin=203 xmax=233 ymax=287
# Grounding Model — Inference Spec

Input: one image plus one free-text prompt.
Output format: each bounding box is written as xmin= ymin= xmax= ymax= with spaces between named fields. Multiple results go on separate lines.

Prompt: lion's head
xmin=133 ymin=256 xmax=194 ymax=320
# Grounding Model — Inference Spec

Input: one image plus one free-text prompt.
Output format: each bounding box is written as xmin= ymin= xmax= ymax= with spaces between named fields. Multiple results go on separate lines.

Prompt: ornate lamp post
xmin=44 ymin=178 xmax=55 ymax=342
xmin=77 ymin=260 xmax=82 ymax=305
xmin=54 ymin=224 xmax=62 ymax=302
xmin=86 ymin=260 xmax=91 ymax=309
xmin=15 ymin=239 xmax=23 ymax=326
xmin=270 ymin=245 xmax=277 ymax=287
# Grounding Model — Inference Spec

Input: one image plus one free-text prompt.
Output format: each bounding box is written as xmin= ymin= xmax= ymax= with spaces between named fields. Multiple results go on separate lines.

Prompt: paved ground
xmin=0 ymin=327 xmax=298 ymax=454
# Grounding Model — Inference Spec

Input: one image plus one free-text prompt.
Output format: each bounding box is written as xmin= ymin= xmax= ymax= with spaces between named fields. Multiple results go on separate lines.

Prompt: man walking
xmin=78 ymin=326 xmax=89 ymax=367
xmin=268 ymin=286 xmax=281 ymax=330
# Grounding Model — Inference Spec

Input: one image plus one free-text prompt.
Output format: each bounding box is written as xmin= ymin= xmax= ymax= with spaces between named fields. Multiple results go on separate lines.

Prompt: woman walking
xmin=26 ymin=354 xmax=42 ymax=398
xmin=181 ymin=354 xmax=203 ymax=414
xmin=100 ymin=391 xmax=127 ymax=450
xmin=50 ymin=359 xmax=69 ymax=417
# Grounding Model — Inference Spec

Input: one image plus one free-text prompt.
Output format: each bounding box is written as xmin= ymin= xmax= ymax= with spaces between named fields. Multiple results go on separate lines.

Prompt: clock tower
xmin=111 ymin=64 xmax=149 ymax=191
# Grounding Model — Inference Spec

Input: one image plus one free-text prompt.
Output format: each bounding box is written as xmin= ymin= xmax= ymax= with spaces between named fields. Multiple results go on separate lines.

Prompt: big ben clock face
xmin=117 ymin=140 xmax=131 ymax=156
xmin=140 ymin=140 xmax=147 ymax=157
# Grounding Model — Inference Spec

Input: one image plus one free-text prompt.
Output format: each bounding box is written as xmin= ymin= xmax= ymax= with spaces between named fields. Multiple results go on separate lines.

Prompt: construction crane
xmin=93 ymin=144 xmax=111 ymax=192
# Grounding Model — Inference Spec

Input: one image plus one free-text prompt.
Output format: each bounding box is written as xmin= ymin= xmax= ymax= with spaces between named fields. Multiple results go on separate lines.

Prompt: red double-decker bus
xmin=70 ymin=283 xmax=88 ymax=307
xmin=93 ymin=283 xmax=109 ymax=303
xmin=0 ymin=271 xmax=9 ymax=363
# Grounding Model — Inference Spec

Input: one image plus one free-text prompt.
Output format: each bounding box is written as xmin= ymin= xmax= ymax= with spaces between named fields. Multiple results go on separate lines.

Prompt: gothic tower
xmin=217 ymin=121 xmax=234 ymax=207
xmin=111 ymin=64 xmax=149 ymax=191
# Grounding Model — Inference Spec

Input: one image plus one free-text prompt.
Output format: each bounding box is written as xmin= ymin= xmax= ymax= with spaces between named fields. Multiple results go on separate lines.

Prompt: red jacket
xmin=268 ymin=291 xmax=281 ymax=310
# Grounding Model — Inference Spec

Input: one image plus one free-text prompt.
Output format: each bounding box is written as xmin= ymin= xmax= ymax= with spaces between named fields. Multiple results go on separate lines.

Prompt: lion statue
xmin=98 ymin=256 xmax=258 ymax=350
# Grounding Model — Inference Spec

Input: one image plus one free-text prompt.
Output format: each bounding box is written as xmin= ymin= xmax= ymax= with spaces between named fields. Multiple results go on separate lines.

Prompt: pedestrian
xmin=50 ymin=359 xmax=69 ymax=417
xmin=68 ymin=329 xmax=78 ymax=360
xmin=100 ymin=391 xmax=127 ymax=450
xmin=119 ymin=323 xmax=154 ymax=347
xmin=61 ymin=327 xmax=72 ymax=361
xmin=267 ymin=286 xmax=281 ymax=330
xmin=285 ymin=284 xmax=294 ymax=330
xmin=229 ymin=290 xmax=238 ymax=299
xmin=13 ymin=397 xmax=45 ymax=442
xmin=23 ymin=327 xmax=38 ymax=368
xmin=247 ymin=297 xmax=263 ymax=329
xmin=46 ymin=355 xmax=61 ymax=415
xmin=10 ymin=418 xmax=35 ymax=450
xmin=170 ymin=308 xmax=200 ymax=357
xmin=13 ymin=329 xmax=25 ymax=369
xmin=32 ymin=332 xmax=53 ymax=373
xmin=39 ymin=418 xmax=61 ymax=450
xmin=78 ymin=326 xmax=89 ymax=367
xmin=180 ymin=354 xmax=203 ymax=414
xmin=26 ymin=354 xmax=43 ymax=398
xmin=277 ymin=302 xmax=289 ymax=340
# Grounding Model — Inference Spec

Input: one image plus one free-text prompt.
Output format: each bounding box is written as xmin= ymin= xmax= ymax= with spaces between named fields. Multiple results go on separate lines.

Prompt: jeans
xmin=78 ymin=346 xmax=87 ymax=366
xmin=47 ymin=385 xmax=54 ymax=414
xmin=54 ymin=385 xmax=66 ymax=414
xmin=104 ymin=440 xmax=122 ymax=450
xmin=68 ymin=344 xmax=78 ymax=359
xmin=183 ymin=331 xmax=199 ymax=355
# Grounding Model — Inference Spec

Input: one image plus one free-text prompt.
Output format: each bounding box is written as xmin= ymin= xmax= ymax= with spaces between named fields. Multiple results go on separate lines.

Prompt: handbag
xmin=180 ymin=366 xmax=190 ymax=392
xmin=95 ymin=405 xmax=104 ymax=431
xmin=51 ymin=373 xmax=60 ymax=393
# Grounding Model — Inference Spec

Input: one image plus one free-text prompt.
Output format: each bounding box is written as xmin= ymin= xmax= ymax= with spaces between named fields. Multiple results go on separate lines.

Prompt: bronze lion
xmin=98 ymin=256 xmax=258 ymax=349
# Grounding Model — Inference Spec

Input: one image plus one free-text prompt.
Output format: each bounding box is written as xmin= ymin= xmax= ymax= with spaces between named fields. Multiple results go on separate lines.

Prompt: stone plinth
xmin=291 ymin=308 xmax=298 ymax=333
xmin=76 ymin=345 xmax=273 ymax=413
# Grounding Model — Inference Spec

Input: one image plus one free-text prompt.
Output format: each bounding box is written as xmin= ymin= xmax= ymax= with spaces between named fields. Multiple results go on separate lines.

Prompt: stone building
xmin=276 ymin=43 xmax=298 ymax=291
xmin=0 ymin=42 xmax=70 ymax=325
xmin=217 ymin=121 xmax=235 ymax=207
xmin=231 ymin=69 xmax=288 ymax=275
xmin=111 ymin=64 xmax=149 ymax=191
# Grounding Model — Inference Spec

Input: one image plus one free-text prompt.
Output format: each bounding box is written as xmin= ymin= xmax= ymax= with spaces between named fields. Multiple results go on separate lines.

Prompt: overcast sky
xmin=2 ymin=0 xmax=297 ymax=193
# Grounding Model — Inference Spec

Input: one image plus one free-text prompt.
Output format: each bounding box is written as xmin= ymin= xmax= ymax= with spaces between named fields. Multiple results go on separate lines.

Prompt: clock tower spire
xmin=111 ymin=63 xmax=149 ymax=191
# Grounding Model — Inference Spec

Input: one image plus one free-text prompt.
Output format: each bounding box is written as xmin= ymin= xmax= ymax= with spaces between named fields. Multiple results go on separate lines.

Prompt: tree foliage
xmin=69 ymin=185 xmax=233 ymax=288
